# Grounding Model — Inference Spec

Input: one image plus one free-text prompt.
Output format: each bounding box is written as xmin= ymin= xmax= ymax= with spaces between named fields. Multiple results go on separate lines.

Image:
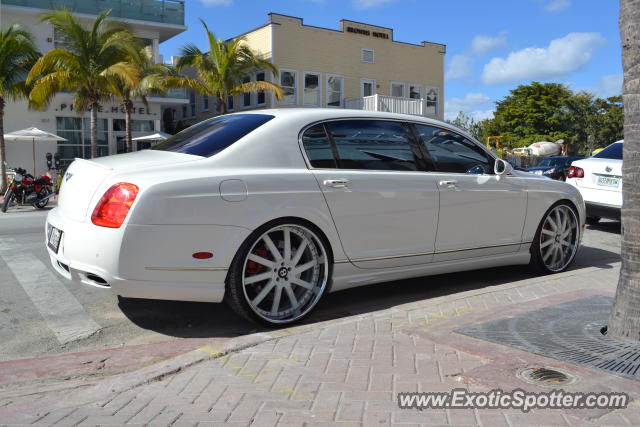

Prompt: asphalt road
xmin=0 ymin=204 xmax=622 ymax=363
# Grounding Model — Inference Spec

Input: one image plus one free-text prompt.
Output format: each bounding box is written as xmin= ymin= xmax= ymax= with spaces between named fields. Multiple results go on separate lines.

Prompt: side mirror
xmin=494 ymin=159 xmax=513 ymax=176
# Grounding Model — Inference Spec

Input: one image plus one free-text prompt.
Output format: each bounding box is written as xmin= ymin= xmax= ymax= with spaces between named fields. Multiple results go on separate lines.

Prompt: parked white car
xmin=566 ymin=140 xmax=622 ymax=224
xmin=46 ymin=109 xmax=585 ymax=325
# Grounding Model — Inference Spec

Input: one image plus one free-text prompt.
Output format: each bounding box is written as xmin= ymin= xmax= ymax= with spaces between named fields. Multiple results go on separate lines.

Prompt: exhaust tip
xmin=84 ymin=273 xmax=110 ymax=288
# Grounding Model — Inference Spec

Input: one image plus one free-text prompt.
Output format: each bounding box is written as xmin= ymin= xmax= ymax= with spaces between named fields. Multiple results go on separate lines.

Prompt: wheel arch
xmin=232 ymin=216 xmax=336 ymax=268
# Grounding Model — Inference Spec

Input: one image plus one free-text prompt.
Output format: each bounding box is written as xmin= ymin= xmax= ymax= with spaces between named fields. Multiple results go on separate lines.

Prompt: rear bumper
xmin=566 ymin=179 xmax=621 ymax=220
xmin=45 ymin=207 xmax=250 ymax=303
xmin=585 ymin=201 xmax=621 ymax=220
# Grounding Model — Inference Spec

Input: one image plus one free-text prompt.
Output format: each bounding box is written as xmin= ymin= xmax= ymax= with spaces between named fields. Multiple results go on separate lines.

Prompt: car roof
xmin=230 ymin=108 xmax=478 ymax=142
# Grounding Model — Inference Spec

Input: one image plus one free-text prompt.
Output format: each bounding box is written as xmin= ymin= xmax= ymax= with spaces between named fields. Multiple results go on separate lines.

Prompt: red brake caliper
xmin=246 ymin=247 xmax=269 ymax=275
xmin=541 ymin=223 xmax=551 ymax=244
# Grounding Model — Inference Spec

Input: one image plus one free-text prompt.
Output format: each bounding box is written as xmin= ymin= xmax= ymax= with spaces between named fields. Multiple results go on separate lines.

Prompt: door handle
xmin=439 ymin=180 xmax=458 ymax=188
xmin=323 ymin=179 xmax=350 ymax=188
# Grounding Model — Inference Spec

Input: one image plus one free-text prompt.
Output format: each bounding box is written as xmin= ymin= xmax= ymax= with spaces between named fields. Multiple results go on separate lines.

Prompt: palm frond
xmin=231 ymin=80 xmax=284 ymax=100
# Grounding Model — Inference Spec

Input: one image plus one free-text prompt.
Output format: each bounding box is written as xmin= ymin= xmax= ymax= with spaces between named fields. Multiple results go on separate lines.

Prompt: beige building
xmin=170 ymin=13 xmax=445 ymax=129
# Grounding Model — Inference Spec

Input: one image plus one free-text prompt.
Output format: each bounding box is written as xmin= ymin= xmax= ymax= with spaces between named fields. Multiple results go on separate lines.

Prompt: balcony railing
xmin=345 ymin=94 xmax=438 ymax=117
xmin=147 ymin=88 xmax=189 ymax=103
xmin=3 ymin=0 xmax=185 ymax=26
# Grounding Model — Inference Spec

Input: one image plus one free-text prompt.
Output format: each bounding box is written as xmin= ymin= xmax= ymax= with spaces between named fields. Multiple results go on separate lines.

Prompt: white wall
xmin=1 ymin=7 xmax=165 ymax=175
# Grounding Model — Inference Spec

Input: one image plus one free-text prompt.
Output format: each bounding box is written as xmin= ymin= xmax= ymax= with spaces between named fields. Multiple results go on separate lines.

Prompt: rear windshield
xmin=594 ymin=142 xmax=623 ymax=160
xmin=152 ymin=114 xmax=274 ymax=157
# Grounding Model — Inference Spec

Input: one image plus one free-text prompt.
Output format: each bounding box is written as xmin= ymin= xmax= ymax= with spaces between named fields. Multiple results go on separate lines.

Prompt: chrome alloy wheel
xmin=241 ymin=224 xmax=329 ymax=324
xmin=539 ymin=204 xmax=579 ymax=272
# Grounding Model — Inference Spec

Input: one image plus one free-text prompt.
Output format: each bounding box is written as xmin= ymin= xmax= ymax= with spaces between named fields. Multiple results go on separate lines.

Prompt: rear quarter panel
xmin=118 ymin=118 xmax=347 ymax=273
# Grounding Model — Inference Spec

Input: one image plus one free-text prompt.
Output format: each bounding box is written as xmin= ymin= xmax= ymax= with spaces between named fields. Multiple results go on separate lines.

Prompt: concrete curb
xmin=0 ymin=261 xmax=621 ymax=420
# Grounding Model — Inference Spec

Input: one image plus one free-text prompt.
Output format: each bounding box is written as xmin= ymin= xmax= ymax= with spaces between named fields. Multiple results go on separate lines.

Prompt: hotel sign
xmin=346 ymin=26 xmax=390 ymax=39
xmin=55 ymin=103 xmax=156 ymax=116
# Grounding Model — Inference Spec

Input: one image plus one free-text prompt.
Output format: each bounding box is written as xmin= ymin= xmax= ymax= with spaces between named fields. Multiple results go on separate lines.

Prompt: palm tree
xmin=27 ymin=9 xmax=139 ymax=158
xmin=0 ymin=24 xmax=39 ymax=194
xmin=608 ymin=0 xmax=640 ymax=342
xmin=175 ymin=20 xmax=283 ymax=114
xmin=110 ymin=46 xmax=175 ymax=152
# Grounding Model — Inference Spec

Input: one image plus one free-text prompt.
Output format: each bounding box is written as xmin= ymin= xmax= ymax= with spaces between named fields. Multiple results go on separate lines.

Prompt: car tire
xmin=586 ymin=216 xmax=600 ymax=226
xmin=529 ymin=201 xmax=580 ymax=274
xmin=225 ymin=219 xmax=332 ymax=326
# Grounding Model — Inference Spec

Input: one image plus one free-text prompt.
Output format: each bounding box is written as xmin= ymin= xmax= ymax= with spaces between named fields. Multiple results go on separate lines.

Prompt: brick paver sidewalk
xmin=3 ymin=262 xmax=640 ymax=426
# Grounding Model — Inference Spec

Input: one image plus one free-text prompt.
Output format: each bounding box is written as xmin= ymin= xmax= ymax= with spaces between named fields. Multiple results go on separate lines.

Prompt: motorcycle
xmin=2 ymin=168 xmax=55 ymax=213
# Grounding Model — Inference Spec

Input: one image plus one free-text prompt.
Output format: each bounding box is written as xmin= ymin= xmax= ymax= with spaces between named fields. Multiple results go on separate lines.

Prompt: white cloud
xmin=445 ymin=93 xmax=494 ymax=121
xmin=200 ymin=0 xmax=232 ymax=6
xmin=583 ymin=73 xmax=623 ymax=98
xmin=352 ymin=0 xmax=395 ymax=8
xmin=481 ymin=32 xmax=606 ymax=85
xmin=470 ymin=34 xmax=508 ymax=55
xmin=446 ymin=55 xmax=473 ymax=80
xmin=545 ymin=0 xmax=571 ymax=12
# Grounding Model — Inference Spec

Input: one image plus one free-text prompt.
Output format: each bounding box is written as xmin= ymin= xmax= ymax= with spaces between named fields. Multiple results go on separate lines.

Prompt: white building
xmin=1 ymin=0 xmax=188 ymax=174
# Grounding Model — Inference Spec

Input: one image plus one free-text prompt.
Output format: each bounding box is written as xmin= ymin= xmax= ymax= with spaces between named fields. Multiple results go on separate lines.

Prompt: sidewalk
xmin=2 ymin=261 xmax=640 ymax=426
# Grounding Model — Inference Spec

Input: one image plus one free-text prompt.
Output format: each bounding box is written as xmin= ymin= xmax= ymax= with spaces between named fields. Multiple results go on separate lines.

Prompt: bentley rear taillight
xmin=91 ymin=183 xmax=139 ymax=228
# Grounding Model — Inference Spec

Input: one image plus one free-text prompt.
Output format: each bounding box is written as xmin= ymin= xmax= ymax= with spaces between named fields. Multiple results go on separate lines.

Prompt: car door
xmin=413 ymin=124 xmax=528 ymax=262
xmin=301 ymin=119 xmax=439 ymax=269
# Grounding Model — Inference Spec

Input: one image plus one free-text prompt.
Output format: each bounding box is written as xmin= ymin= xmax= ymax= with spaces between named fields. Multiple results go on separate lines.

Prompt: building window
xmin=189 ymin=92 xmax=196 ymax=117
xmin=56 ymin=117 xmax=109 ymax=166
xmin=326 ymin=74 xmax=344 ymax=108
xmin=227 ymin=95 xmax=234 ymax=111
xmin=360 ymin=78 xmax=376 ymax=97
xmin=361 ymin=48 xmax=374 ymax=63
xmin=256 ymin=72 xmax=266 ymax=105
xmin=202 ymin=95 xmax=209 ymax=112
xmin=303 ymin=72 xmax=321 ymax=106
xmin=53 ymin=27 xmax=69 ymax=49
xmin=242 ymin=76 xmax=251 ymax=108
xmin=390 ymin=82 xmax=405 ymax=98
xmin=425 ymin=87 xmax=439 ymax=116
xmin=113 ymin=119 xmax=154 ymax=153
xmin=409 ymin=84 xmax=421 ymax=99
xmin=181 ymin=104 xmax=188 ymax=118
xmin=280 ymin=69 xmax=297 ymax=105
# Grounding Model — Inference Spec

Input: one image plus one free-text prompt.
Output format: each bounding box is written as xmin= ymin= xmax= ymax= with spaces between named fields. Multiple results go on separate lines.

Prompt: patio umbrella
xmin=131 ymin=132 xmax=171 ymax=142
xmin=4 ymin=127 xmax=66 ymax=175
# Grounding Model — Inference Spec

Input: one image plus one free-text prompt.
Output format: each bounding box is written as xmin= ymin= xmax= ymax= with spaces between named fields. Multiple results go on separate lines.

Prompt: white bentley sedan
xmin=46 ymin=109 xmax=585 ymax=325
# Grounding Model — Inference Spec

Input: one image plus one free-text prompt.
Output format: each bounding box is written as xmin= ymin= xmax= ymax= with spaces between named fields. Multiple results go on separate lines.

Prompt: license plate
xmin=597 ymin=176 xmax=620 ymax=188
xmin=48 ymin=225 xmax=62 ymax=253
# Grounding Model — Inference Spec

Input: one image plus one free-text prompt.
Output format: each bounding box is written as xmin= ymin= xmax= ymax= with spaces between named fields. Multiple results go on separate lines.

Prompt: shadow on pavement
xmin=587 ymin=220 xmax=621 ymax=235
xmin=117 ymin=244 xmax=620 ymax=339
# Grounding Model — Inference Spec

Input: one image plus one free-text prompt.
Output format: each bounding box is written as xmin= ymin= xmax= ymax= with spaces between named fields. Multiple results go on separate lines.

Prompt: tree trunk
xmin=0 ymin=97 xmax=6 ymax=194
xmin=219 ymin=93 xmax=228 ymax=115
xmin=90 ymin=101 xmax=99 ymax=158
xmin=608 ymin=0 xmax=640 ymax=341
xmin=124 ymin=99 xmax=133 ymax=153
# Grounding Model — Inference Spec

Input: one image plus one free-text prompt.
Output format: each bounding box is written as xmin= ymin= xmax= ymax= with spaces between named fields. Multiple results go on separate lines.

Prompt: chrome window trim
xmin=298 ymin=117 xmax=422 ymax=172
xmin=297 ymin=117 xmax=500 ymax=173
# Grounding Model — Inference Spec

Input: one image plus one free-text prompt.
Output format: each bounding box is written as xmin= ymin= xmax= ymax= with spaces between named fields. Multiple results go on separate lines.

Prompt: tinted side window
xmin=152 ymin=114 xmax=274 ymax=157
xmin=594 ymin=142 xmax=622 ymax=160
xmin=326 ymin=120 xmax=417 ymax=171
xmin=415 ymin=124 xmax=493 ymax=174
xmin=301 ymin=124 xmax=336 ymax=168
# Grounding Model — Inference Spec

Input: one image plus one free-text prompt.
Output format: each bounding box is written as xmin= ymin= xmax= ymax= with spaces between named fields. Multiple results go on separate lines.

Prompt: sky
xmin=160 ymin=0 xmax=622 ymax=122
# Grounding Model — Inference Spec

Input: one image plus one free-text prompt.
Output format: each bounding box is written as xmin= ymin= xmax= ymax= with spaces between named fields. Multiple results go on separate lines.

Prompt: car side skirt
xmin=330 ymin=250 xmax=531 ymax=292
